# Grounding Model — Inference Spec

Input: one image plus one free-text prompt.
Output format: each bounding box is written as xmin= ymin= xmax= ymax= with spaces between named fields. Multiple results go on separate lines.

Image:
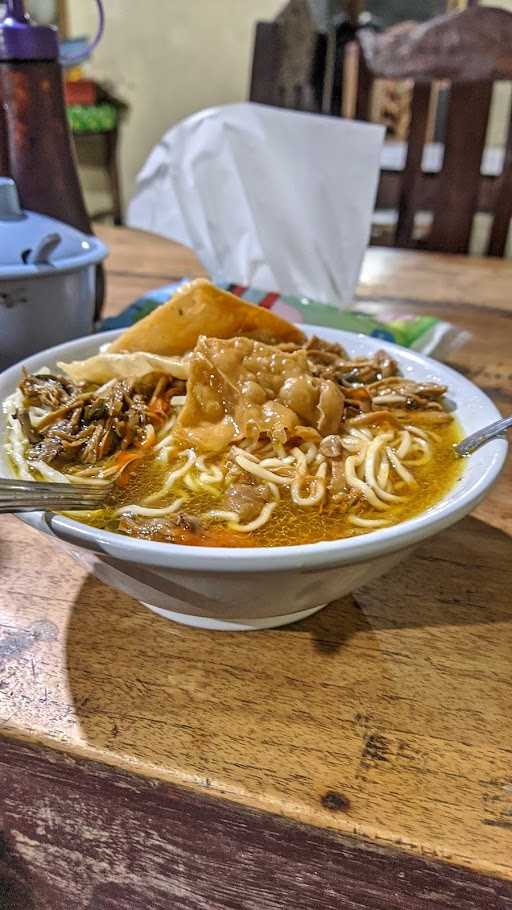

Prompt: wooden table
xmin=1 ymin=226 xmax=511 ymax=909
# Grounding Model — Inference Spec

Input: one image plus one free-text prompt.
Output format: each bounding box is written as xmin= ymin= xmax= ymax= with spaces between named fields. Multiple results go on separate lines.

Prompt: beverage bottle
xmin=0 ymin=0 xmax=105 ymax=316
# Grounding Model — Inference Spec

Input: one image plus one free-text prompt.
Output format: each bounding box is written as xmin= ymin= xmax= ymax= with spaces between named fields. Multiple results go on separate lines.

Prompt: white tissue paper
xmin=128 ymin=102 xmax=384 ymax=307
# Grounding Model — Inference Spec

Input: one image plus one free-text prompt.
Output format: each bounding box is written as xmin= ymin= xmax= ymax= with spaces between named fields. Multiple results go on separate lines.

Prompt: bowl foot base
xmin=140 ymin=601 xmax=328 ymax=631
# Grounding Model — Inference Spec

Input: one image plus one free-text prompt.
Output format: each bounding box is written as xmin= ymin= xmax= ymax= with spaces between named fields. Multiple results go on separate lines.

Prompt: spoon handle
xmin=455 ymin=414 xmax=512 ymax=456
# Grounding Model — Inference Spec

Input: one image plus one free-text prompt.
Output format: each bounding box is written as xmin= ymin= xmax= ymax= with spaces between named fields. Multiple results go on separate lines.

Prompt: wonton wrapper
xmin=173 ymin=336 xmax=343 ymax=453
xmin=108 ymin=279 xmax=305 ymax=355
xmin=58 ymin=351 xmax=188 ymax=385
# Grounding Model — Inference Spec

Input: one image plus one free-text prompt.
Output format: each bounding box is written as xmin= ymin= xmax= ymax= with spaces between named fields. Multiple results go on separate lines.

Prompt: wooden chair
xmin=249 ymin=0 xmax=327 ymax=113
xmin=250 ymin=3 xmax=512 ymax=256
xmin=351 ymin=5 xmax=512 ymax=255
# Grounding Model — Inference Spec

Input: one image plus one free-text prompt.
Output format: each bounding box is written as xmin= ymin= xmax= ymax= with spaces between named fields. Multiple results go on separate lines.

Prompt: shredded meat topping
xmin=16 ymin=370 xmax=182 ymax=467
xmin=20 ymin=371 xmax=82 ymax=409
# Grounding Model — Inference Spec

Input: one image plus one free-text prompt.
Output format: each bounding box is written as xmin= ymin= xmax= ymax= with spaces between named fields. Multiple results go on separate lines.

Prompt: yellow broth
xmin=78 ymin=420 xmax=463 ymax=547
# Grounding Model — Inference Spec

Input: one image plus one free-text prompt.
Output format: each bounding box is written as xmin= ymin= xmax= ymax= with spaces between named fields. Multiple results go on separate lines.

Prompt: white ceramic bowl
xmin=0 ymin=328 xmax=507 ymax=631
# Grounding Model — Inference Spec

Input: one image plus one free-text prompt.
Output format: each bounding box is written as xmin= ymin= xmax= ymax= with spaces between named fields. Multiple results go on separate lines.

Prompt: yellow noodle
xmin=345 ymin=455 xmax=388 ymax=511
xmin=386 ymin=446 xmax=417 ymax=486
xmin=292 ymin=446 xmax=308 ymax=474
xmin=207 ymin=509 xmax=239 ymax=522
xmin=402 ymin=437 xmax=432 ymax=466
xmin=364 ymin=433 xmax=404 ymax=504
xmin=291 ymin=461 xmax=327 ymax=507
xmin=365 ymin=432 xmax=393 ymax=491
xmin=377 ymin=451 xmax=390 ymax=489
xmin=259 ymin=456 xmax=295 ymax=468
xmin=144 ymin=449 xmax=196 ymax=504
xmin=198 ymin=465 xmax=224 ymax=483
xmin=116 ymin=498 xmax=186 ymax=518
xmin=396 ymin=430 xmax=411 ymax=459
xmin=404 ymin=424 xmax=429 ymax=441
xmin=267 ymin=482 xmax=280 ymax=501
xmin=235 ymin=453 xmax=291 ymax=486
xmin=30 ymin=460 xmax=72 ymax=482
xmin=228 ymin=501 xmax=277 ymax=532
xmin=348 ymin=515 xmax=389 ymax=528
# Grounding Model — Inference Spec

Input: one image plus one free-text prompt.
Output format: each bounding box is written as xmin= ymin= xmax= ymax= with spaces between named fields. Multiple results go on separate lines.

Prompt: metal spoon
xmin=454 ymin=415 xmax=512 ymax=457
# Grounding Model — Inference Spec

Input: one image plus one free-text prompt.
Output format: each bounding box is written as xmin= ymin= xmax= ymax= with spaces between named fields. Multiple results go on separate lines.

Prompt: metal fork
xmin=0 ymin=478 xmax=113 ymax=513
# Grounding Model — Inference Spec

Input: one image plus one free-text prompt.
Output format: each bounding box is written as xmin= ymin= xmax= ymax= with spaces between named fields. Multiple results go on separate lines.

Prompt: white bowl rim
xmin=0 ymin=327 xmax=507 ymax=574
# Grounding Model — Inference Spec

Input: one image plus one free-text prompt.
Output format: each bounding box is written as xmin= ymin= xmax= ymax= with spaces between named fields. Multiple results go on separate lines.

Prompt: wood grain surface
xmin=1 ymin=737 xmax=511 ymax=910
xmin=96 ymin=223 xmax=512 ymax=311
xmin=1 ymin=227 xmax=511 ymax=889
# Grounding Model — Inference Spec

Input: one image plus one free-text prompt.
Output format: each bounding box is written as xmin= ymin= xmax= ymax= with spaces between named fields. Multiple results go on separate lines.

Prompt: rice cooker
xmin=0 ymin=177 xmax=108 ymax=370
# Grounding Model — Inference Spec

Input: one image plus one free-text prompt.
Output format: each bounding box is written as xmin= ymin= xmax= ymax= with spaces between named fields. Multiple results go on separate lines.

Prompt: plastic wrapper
xmin=102 ymin=281 xmax=469 ymax=359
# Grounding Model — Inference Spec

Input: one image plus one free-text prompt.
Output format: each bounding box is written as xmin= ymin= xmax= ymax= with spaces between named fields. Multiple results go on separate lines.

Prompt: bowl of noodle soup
xmin=0 ymin=314 xmax=507 ymax=630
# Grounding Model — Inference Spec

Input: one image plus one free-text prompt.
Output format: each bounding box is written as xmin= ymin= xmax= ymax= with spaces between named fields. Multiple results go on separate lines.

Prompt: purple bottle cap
xmin=0 ymin=0 xmax=59 ymax=61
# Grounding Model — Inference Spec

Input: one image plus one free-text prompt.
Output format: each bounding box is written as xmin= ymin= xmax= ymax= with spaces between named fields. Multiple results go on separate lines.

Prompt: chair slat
xmin=426 ymin=81 xmax=492 ymax=254
xmin=488 ymin=95 xmax=512 ymax=256
xmin=395 ymin=83 xmax=432 ymax=248
xmin=355 ymin=45 xmax=373 ymax=122
xmin=249 ymin=22 xmax=282 ymax=107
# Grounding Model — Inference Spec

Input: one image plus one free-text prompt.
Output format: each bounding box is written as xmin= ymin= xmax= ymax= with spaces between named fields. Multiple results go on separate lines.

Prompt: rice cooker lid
xmin=0 ymin=177 xmax=107 ymax=277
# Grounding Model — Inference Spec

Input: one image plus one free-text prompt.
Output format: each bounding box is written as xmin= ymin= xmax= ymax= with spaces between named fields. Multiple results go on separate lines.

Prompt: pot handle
xmin=26 ymin=233 xmax=61 ymax=265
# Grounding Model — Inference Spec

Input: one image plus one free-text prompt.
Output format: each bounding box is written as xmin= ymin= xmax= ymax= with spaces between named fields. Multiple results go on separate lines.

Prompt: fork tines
xmin=0 ymin=478 xmax=112 ymax=513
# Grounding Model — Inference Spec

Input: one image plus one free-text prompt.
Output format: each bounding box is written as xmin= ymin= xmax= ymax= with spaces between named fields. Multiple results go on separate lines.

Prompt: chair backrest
xmin=249 ymin=0 xmax=326 ymax=113
xmin=353 ymin=5 xmax=512 ymax=256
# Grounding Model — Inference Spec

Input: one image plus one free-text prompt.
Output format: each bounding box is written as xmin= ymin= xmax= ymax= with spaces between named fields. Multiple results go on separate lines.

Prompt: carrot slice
xmin=114 ymin=449 xmax=146 ymax=487
xmin=170 ymin=527 xmax=253 ymax=548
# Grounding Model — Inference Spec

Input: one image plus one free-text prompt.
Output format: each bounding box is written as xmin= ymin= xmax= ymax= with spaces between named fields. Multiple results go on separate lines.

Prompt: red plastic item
xmin=64 ymin=79 xmax=97 ymax=107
